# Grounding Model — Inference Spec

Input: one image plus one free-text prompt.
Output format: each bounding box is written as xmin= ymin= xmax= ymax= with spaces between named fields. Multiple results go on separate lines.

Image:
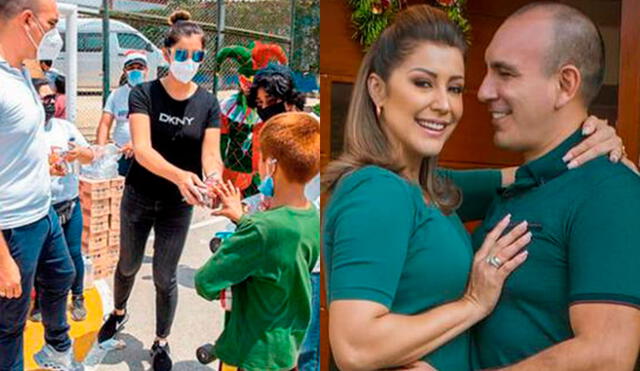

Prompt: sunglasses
xmin=172 ymin=48 xmax=206 ymax=63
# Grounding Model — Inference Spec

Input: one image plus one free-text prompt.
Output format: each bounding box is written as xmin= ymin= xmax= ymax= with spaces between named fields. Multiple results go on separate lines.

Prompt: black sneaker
xmin=150 ymin=341 xmax=172 ymax=371
xmin=97 ymin=311 xmax=128 ymax=343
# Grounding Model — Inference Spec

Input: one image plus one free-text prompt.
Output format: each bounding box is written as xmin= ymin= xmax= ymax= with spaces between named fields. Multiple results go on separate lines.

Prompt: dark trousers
xmin=0 ymin=208 xmax=75 ymax=370
xmin=299 ymin=272 xmax=320 ymax=371
xmin=61 ymin=200 xmax=84 ymax=296
xmin=118 ymin=156 xmax=133 ymax=177
xmin=113 ymin=185 xmax=193 ymax=338
xmin=33 ymin=199 xmax=85 ymax=313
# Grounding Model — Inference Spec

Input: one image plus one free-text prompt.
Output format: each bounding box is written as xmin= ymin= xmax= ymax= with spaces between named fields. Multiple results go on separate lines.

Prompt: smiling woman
xmin=321 ymin=5 xmax=533 ymax=370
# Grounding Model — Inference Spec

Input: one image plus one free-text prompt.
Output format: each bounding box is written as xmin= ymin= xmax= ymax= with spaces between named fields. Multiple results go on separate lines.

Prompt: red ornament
xmin=372 ymin=0 xmax=391 ymax=14
xmin=437 ymin=0 xmax=456 ymax=6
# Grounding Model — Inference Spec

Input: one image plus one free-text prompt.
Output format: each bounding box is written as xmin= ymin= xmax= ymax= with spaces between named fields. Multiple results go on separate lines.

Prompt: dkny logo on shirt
xmin=159 ymin=113 xmax=195 ymax=126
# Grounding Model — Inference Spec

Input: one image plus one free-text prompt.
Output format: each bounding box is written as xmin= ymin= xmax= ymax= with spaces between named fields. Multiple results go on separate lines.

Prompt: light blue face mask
xmin=127 ymin=69 xmax=145 ymax=86
xmin=258 ymin=158 xmax=277 ymax=197
xmin=257 ymin=176 xmax=274 ymax=197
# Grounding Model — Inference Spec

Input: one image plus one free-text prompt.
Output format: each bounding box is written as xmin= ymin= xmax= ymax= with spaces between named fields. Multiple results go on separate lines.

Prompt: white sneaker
xmin=34 ymin=343 xmax=82 ymax=371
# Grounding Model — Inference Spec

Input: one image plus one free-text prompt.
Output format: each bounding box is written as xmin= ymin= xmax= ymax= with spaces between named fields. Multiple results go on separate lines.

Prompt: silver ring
xmin=486 ymin=255 xmax=503 ymax=268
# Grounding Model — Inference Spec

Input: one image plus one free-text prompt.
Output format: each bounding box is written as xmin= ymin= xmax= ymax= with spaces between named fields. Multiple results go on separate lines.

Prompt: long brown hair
xmin=322 ymin=4 xmax=467 ymax=214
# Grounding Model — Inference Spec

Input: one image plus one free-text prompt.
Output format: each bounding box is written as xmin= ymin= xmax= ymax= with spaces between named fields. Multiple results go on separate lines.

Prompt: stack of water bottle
xmin=80 ymin=144 xmax=121 ymax=180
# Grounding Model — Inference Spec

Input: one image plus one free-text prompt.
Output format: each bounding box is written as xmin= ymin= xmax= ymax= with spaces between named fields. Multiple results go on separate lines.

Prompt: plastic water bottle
xmin=83 ymin=255 xmax=94 ymax=290
xmin=68 ymin=137 xmax=80 ymax=175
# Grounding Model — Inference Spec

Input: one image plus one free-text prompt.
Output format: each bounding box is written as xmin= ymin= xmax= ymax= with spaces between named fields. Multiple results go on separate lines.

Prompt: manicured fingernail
xmin=562 ymin=153 xmax=572 ymax=162
xmin=567 ymin=161 xmax=577 ymax=169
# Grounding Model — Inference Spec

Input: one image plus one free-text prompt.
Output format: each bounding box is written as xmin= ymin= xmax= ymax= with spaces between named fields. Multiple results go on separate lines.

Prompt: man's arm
xmin=0 ymin=233 xmax=22 ymax=299
xmin=500 ymin=303 xmax=640 ymax=371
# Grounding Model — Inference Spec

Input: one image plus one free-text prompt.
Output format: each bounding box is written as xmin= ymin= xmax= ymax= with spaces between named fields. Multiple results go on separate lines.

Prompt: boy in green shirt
xmin=195 ymin=112 xmax=320 ymax=371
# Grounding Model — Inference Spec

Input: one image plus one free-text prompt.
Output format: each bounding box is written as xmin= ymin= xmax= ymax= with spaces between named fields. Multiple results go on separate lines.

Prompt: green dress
xmin=323 ymin=165 xmax=501 ymax=370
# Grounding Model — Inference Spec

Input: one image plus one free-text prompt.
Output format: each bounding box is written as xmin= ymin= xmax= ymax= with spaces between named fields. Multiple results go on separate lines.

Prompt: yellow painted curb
xmin=24 ymin=287 xmax=104 ymax=370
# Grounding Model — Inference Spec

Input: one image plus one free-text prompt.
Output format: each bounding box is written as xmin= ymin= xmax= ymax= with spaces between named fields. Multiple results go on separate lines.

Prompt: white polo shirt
xmin=0 ymin=55 xmax=51 ymax=229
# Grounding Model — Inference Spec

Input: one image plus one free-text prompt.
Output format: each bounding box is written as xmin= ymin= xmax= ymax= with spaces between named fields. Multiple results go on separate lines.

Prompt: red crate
xmin=108 ymin=231 xmax=120 ymax=247
xmin=83 ymin=214 xmax=109 ymax=234
xmin=110 ymin=176 xmax=125 ymax=191
xmin=81 ymin=230 xmax=108 ymax=253
xmin=79 ymin=178 xmax=111 ymax=200
xmin=80 ymin=198 xmax=110 ymax=217
xmin=110 ymin=197 xmax=122 ymax=213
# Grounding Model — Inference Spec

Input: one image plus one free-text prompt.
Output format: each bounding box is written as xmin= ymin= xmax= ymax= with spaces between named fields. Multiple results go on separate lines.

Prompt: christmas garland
xmin=348 ymin=0 xmax=471 ymax=48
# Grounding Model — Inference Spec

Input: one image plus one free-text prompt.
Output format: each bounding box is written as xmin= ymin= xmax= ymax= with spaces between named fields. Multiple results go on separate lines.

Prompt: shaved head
xmin=508 ymin=2 xmax=605 ymax=106
xmin=0 ymin=0 xmax=39 ymax=21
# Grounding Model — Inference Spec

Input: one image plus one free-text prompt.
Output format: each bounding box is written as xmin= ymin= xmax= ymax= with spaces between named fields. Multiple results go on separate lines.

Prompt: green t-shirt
xmin=323 ymin=165 xmax=501 ymax=371
xmin=195 ymin=205 xmax=320 ymax=371
xmin=471 ymin=128 xmax=640 ymax=369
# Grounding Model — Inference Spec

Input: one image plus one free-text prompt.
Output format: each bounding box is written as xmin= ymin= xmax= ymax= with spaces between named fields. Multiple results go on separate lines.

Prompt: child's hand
xmin=64 ymin=142 xmax=81 ymax=162
xmin=50 ymin=162 xmax=67 ymax=177
xmin=211 ymin=180 xmax=244 ymax=223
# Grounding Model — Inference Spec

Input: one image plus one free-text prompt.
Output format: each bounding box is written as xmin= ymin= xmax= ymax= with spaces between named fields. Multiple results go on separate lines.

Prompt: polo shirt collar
xmin=0 ymin=54 xmax=25 ymax=77
xmin=502 ymin=127 xmax=584 ymax=195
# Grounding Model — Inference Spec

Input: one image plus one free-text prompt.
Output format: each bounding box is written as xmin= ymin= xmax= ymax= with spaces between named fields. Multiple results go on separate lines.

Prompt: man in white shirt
xmin=0 ymin=0 xmax=77 ymax=369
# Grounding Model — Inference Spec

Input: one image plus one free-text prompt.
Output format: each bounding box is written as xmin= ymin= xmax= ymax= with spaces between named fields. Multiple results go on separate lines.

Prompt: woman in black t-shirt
xmin=96 ymin=10 xmax=223 ymax=370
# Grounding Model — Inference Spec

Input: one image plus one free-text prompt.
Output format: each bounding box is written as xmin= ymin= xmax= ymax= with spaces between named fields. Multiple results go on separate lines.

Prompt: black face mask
xmin=257 ymin=102 xmax=286 ymax=122
xmin=43 ymin=102 xmax=56 ymax=123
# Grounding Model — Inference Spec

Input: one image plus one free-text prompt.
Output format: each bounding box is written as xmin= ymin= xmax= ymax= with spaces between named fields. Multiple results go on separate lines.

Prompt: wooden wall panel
xmin=320 ymin=0 xmax=363 ymax=78
xmin=617 ymin=0 xmax=640 ymax=162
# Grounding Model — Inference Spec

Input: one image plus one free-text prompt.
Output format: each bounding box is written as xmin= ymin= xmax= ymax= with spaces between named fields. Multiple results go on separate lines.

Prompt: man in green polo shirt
xmin=472 ymin=3 xmax=640 ymax=370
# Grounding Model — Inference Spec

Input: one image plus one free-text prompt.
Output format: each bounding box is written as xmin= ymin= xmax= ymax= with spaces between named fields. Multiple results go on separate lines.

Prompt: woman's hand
xmin=563 ymin=116 xmax=624 ymax=169
xmin=120 ymin=142 xmax=135 ymax=159
xmin=211 ymin=180 xmax=244 ymax=223
xmin=175 ymin=170 xmax=206 ymax=206
xmin=463 ymin=214 xmax=530 ymax=317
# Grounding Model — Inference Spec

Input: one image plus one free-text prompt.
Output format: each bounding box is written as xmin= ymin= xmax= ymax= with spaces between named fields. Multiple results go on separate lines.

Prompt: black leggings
xmin=113 ymin=185 xmax=193 ymax=338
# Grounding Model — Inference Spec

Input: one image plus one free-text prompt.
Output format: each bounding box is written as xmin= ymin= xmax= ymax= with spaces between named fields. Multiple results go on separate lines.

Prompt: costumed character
xmin=216 ymin=42 xmax=288 ymax=196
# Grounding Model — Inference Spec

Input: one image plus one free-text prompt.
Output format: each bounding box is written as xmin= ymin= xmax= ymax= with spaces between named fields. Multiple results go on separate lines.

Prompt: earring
xmin=375 ymin=105 xmax=382 ymax=118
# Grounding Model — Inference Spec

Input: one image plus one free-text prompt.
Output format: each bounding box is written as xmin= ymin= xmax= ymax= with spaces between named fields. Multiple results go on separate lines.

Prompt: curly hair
xmin=247 ymin=64 xmax=305 ymax=110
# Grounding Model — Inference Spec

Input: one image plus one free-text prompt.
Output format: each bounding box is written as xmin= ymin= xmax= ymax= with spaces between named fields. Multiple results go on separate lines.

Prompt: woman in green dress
xmin=322 ymin=4 xmax=626 ymax=370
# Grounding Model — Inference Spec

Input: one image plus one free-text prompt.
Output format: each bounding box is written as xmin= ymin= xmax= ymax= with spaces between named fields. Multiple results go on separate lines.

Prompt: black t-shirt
xmin=126 ymin=80 xmax=220 ymax=201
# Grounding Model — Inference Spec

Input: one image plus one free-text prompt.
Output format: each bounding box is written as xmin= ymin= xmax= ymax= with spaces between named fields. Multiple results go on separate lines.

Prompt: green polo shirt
xmin=471 ymin=128 xmax=640 ymax=369
xmin=195 ymin=205 xmax=319 ymax=371
xmin=323 ymin=165 xmax=501 ymax=371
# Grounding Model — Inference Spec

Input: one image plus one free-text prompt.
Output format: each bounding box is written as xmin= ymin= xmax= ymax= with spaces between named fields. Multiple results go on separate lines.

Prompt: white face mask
xmin=169 ymin=60 xmax=200 ymax=83
xmin=37 ymin=28 xmax=64 ymax=61
xmin=26 ymin=16 xmax=63 ymax=62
